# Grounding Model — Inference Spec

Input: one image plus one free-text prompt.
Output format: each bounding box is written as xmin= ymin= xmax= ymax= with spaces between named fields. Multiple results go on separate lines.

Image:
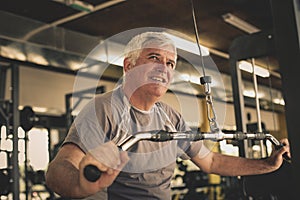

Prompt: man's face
xmin=125 ymin=46 xmax=177 ymax=99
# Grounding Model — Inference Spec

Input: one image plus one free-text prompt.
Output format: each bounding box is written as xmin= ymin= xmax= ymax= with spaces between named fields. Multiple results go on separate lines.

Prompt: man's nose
xmin=155 ymin=62 xmax=168 ymax=73
xmin=159 ymin=57 xmax=171 ymax=69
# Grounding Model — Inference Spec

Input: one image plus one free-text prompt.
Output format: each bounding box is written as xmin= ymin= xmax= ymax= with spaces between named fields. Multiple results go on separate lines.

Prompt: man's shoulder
xmin=94 ymin=90 xmax=114 ymax=102
xmin=94 ymin=87 xmax=122 ymax=104
xmin=92 ymin=88 xmax=125 ymax=115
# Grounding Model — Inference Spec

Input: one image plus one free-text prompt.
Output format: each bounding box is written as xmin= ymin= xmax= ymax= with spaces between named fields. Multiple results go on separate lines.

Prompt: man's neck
xmin=129 ymin=94 xmax=158 ymax=111
xmin=123 ymin=86 xmax=159 ymax=111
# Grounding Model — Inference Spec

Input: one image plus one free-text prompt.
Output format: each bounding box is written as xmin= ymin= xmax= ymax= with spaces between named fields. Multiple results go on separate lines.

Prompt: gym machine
xmin=229 ymin=29 xmax=293 ymax=199
xmin=0 ymin=96 xmax=63 ymax=200
xmin=65 ymin=85 xmax=106 ymax=129
xmin=0 ymin=64 xmax=20 ymax=200
xmin=0 ymin=64 xmax=67 ymax=200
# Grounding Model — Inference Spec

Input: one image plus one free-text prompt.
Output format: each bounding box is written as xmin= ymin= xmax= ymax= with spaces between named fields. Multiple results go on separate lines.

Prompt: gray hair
xmin=123 ymin=32 xmax=177 ymax=65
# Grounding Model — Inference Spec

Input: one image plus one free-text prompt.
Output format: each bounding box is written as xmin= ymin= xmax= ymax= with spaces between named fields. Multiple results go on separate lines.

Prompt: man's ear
xmin=123 ymin=58 xmax=132 ymax=72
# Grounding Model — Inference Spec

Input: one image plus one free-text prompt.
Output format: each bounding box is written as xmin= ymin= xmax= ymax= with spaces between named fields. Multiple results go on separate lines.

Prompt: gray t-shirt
xmin=63 ymin=86 xmax=209 ymax=200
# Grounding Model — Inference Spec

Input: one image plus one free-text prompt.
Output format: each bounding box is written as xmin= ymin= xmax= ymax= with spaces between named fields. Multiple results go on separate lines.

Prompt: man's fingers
xmin=106 ymin=168 xmax=115 ymax=175
xmin=120 ymin=151 xmax=130 ymax=165
xmin=88 ymin=141 xmax=121 ymax=169
xmin=276 ymin=138 xmax=292 ymax=161
xmin=107 ymin=151 xmax=130 ymax=177
xmin=83 ymin=146 xmax=129 ymax=180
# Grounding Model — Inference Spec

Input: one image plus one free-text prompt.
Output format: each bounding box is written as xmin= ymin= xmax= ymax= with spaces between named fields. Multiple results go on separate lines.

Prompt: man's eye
xmin=148 ymin=55 xmax=159 ymax=61
xmin=167 ymin=62 xmax=175 ymax=69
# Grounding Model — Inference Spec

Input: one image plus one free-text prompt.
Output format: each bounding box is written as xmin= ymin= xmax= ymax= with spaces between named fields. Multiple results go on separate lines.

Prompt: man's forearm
xmin=46 ymin=160 xmax=85 ymax=198
xmin=210 ymin=153 xmax=276 ymax=176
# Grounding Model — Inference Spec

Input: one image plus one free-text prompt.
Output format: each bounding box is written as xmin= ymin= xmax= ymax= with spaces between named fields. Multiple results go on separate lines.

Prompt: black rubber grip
xmin=84 ymin=164 xmax=102 ymax=182
xmin=200 ymin=76 xmax=211 ymax=84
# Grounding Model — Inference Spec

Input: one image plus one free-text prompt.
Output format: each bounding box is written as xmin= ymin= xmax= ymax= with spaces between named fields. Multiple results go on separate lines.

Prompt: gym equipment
xmin=172 ymin=159 xmax=211 ymax=200
xmin=20 ymin=106 xmax=38 ymax=132
xmin=1 ymin=103 xmax=37 ymax=133
xmin=83 ymin=129 xmax=288 ymax=182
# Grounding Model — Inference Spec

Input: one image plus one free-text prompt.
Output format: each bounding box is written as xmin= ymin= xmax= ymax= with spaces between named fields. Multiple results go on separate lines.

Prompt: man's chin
xmin=148 ymin=85 xmax=168 ymax=96
xmin=148 ymin=82 xmax=169 ymax=88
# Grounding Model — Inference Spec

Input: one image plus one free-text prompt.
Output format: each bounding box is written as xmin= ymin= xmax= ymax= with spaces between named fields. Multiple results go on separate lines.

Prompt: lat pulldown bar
xmin=83 ymin=130 xmax=287 ymax=182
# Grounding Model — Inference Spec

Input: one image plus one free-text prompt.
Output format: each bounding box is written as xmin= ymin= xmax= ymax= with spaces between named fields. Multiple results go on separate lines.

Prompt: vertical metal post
xmin=11 ymin=64 xmax=20 ymax=200
xmin=230 ymin=59 xmax=250 ymax=158
xmin=24 ymin=131 xmax=29 ymax=200
xmin=65 ymin=94 xmax=72 ymax=129
xmin=250 ymin=58 xmax=266 ymax=158
xmin=0 ymin=66 xmax=8 ymax=100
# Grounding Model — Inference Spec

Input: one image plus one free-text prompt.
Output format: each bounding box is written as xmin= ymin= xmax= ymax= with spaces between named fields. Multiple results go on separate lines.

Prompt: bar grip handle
xmin=83 ymin=164 xmax=102 ymax=182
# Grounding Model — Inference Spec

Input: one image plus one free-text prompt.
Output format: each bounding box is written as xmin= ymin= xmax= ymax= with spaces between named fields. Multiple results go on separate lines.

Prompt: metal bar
xmin=251 ymin=59 xmax=262 ymax=132
xmin=65 ymin=93 xmax=73 ymax=129
xmin=251 ymin=58 xmax=266 ymax=158
xmin=131 ymin=130 xmax=278 ymax=144
xmin=11 ymin=63 xmax=20 ymax=200
xmin=22 ymin=0 xmax=126 ymax=41
xmin=65 ymin=85 xmax=106 ymax=128
xmin=229 ymin=59 xmax=249 ymax=158
xmin=24 ymin=132 xmax=29 ymax=200
xmin=84 ymin=129 xmax=284 ymax=182
xmin=0 ymin=66 xmax=8 ymax=100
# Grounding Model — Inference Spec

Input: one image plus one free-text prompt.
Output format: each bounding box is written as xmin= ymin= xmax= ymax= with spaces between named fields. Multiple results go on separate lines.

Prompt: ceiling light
xmin=222 ymin=13 xmax=261 ymax=34
xmin=32 ymin=106 xmax=48 ymax=113
xmin=68 ymin=0 xmax=94 ymax=12
xmin=53 ymin=0 xmax=94 ymax=12
xmin=273 ymin=98 xmax=285 ymax=105
xmin=243 ymin=89 xmax=265 ymax=98
xmin=1 ymin=46 xmax=26 ymax=61
xmin=163 ymin=33 xmax=210 ymax=56
xmin=28 ymin=53 xmax=49 ymax=66
xmin=239 ymin=61 xmax=270 ymax=78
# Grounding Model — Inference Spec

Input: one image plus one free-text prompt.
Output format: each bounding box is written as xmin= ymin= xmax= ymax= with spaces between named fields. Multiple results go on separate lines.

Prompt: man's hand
xmin=266 ymin=138 xmax=291 ymax=170
xmin=78 ymin=141 xmax=129 ymax=196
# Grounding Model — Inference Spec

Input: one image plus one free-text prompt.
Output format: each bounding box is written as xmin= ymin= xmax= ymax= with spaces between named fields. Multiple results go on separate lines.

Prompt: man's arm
xmin=191 ymin=138 xmax=290 ymax=176
xmin=45 ymin=142 xmax=128 ymax=198
xmin=46 ymin=143 xmax=87 ymax=198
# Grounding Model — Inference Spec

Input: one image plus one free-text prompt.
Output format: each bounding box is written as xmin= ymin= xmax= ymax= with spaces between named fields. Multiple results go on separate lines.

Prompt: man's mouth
xmin=150 ymin=76 xmax=167 ymax=84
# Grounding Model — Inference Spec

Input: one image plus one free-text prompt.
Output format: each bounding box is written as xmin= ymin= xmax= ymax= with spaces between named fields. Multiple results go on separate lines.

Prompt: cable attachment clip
xmin=200 ymin=76 xmax=219 ymax=133
xmin=200 ymin=76 xmax=211 ymax=94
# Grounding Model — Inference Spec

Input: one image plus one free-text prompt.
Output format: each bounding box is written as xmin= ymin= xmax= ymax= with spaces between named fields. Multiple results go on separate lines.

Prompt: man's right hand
xmin=78 ymin=141 xmax=129 ymax=196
